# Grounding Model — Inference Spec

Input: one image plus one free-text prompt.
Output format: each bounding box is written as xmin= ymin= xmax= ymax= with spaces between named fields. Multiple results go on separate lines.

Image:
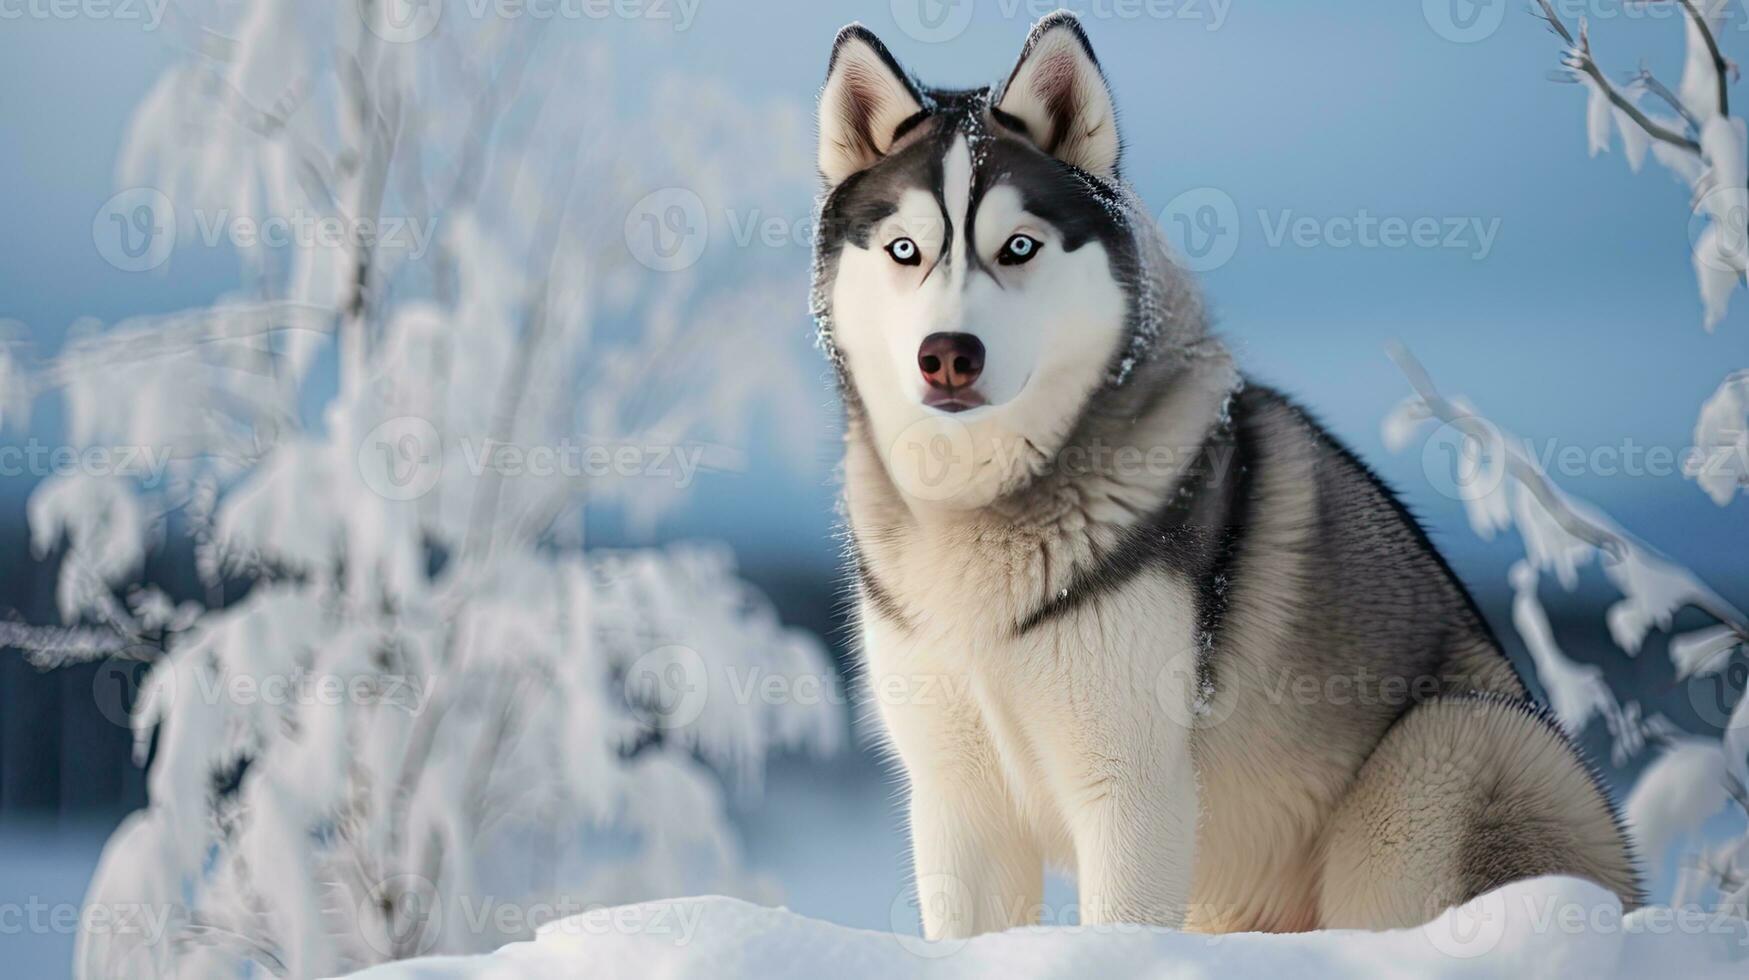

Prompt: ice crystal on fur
xmin=1191 ymin=672 xmax=1216 ymax=718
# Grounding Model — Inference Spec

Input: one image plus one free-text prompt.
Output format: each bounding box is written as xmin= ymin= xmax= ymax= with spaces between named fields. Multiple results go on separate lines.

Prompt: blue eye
xmin=998 ymin=233 xmax=1041 ymax=265
xmin=886 ymin=237 xmax=921 ymax=266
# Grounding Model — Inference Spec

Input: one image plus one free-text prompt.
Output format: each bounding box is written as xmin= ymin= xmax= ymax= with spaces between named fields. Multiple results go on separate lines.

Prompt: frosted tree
xmin=1385 ymin=0 xmax=1747 ymax=917
xmin=0 ymin=3 xmax=836 ymax=977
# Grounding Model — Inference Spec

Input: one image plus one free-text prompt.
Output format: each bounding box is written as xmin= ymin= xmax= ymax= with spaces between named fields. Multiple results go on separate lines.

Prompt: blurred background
xmin=2 ymin=1 xmax=1747 ymax=976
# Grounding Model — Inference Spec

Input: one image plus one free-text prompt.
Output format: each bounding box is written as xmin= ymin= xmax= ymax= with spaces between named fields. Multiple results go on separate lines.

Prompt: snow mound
xmin=349 ymin=876 xmax=1747 ymax=978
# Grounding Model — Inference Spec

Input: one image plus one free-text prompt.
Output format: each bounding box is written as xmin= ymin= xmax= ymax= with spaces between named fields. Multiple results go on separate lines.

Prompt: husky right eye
xmin=997 ymin=233 xmax=1042 ymax=265
xmin=885 ymin=237 xmax=921 ymax=266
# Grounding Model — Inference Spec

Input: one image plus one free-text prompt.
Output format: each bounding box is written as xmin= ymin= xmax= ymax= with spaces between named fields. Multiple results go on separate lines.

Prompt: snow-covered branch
xmin=1535 ymin=1 xmax=1701 ymax=155
xmin=1433 ymin=5 xmax=1749 ymax=908
xmin=1387 ymin=343 xmax=1749 ymax=653
xmin=5 ymin=8 xmax=837 ymax=978
xmin=1634 ymin=63 xmax=1704 ymax=135
xmin=1536 ymin=0 xmax=1749 ymax=330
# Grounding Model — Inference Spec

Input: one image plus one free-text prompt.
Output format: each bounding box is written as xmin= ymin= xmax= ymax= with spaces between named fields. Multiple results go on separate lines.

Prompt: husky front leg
xmin=907 ymin=772 xmax=1042 ymax=938
xmin=1066 ymin=738 xmax=1199 ymax=928
xmin=1044 ymin=633 xmax=1201 ymax=929
xmin=863 ymin=605 xmax=1044 ymax=938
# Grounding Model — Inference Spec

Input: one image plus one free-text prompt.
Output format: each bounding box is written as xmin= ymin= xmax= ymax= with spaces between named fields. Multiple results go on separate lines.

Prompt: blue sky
xmin=2 ymin=0 xmax=1746 ymax=589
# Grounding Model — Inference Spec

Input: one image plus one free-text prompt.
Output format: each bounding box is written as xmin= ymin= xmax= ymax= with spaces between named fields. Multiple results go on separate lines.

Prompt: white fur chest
xmin=854 ymin=523 xmax=1208 ymax=870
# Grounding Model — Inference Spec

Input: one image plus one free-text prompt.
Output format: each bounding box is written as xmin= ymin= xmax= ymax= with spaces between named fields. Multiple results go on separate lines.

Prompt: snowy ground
xmin=341 ymin=753 xmax=1749 ymax=978
xmin=350 ymin=876 xmax=1747 ymax=979
xmin=6 ymin=754 xmax=1743 ymax=977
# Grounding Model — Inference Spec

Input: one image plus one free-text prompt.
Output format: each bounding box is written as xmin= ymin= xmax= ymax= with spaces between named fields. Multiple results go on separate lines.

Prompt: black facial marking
xmin=995 ymin=146 xmax=1124 ymax=253
xmin=926 ymin=148 xmax=955 ymax=275
xmin=813 ymin=83 xmax=1142 ymax=400
xmin=962 ymin=168 xmax=994 ymax=280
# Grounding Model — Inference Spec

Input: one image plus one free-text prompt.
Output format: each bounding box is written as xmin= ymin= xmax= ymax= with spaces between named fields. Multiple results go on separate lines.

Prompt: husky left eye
xmin=885 ymin=237 xmax=921 ymax=266
xmin=998 ymin=234 xmax=1042 ymax=265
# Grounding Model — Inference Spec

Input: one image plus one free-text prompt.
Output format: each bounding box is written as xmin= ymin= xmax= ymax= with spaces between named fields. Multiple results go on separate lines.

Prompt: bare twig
xmin=1726 ymin=769 xmax=1749 ymax=819
xmin=462 ymin=668 xmax=529 ymax=832
xmin=206 ymin=71 xmax=349 ymax=223
xmin=1634 ymin=63 xmax=1702 ymax=135
xmin=0 ymin=620 xmax=152 ymax=667
xmin=461 ymin=121 xmax=591 ymax=560
xmin=1535 ymin=0 xmax=1703 ymax=154
xmin=178 ymin=917 xmax=289 ymax=977
xmin=1674 ymin=0 xmax=1733 ymax=118
xmin=385 ymin=628 xmax=454 ymax=873
xmin=16 ymin=302 xmax=335 ymax=389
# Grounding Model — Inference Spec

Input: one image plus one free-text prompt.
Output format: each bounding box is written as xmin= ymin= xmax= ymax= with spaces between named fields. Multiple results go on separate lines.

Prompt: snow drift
xmin=349 ymin=876 xmax=1746 ymax=979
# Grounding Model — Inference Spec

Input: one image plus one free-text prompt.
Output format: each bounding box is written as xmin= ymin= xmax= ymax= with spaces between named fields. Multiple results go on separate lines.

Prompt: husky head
xmin=813 ymin=13 xmax=1207 ymax=510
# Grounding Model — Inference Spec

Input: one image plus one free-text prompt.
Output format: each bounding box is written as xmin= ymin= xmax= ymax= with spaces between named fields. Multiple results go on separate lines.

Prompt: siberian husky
xmin=812 ymin=12 xmax=1641 ymax=936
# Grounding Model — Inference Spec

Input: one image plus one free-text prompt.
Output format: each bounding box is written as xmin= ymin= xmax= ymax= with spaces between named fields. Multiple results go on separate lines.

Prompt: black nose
xmin=918 ymin=332 xmax=985 ymax=391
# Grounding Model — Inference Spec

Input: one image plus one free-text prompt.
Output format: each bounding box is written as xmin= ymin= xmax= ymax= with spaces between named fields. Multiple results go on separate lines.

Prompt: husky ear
xmin=818 ymin=25 xmax=926 ymax=186
xmin=994 ymin=13 xmax=1120 ymax=180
